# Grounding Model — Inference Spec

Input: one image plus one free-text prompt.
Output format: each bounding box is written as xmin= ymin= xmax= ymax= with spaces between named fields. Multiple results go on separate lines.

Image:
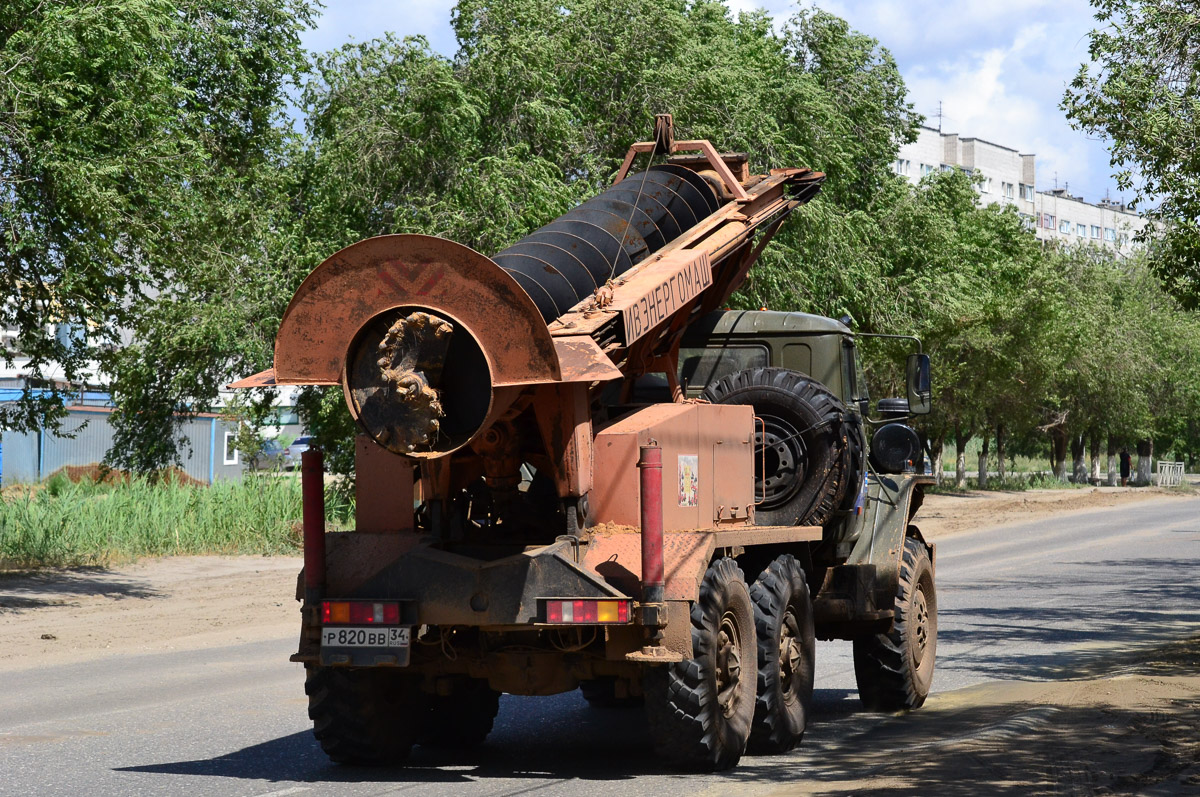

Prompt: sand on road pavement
xmin=1 ymin=485 xmax=1196 ymax=792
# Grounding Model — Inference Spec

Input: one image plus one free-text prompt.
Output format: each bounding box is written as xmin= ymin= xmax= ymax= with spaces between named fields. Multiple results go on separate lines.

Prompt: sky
xmin=300 ymin=0 xmax=1123 ymax=206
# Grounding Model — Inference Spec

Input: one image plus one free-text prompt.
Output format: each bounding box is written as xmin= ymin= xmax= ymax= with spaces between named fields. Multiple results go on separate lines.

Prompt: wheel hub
xmin=755 ymin=415 xmax=807 ymax=509
xmin=912 ymin=587 xmax=929 ymax=666
xmin=779 ymin=609 xmax=801 ymax=695
xmin=715 ymin=610 xmax=743 ymax=717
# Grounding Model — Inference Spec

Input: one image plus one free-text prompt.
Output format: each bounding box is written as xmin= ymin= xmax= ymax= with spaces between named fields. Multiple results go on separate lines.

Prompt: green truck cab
xmin=674 ymin=309 xmax=937 ymax=696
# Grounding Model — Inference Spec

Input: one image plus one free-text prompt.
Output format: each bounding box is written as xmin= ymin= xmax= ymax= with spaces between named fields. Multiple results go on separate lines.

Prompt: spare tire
xmin=702 ymin=368 xmax=852 ymax=527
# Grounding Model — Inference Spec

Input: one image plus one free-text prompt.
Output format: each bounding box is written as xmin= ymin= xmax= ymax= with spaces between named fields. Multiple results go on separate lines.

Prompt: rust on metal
xmin=265 ymin=121 xmax=841 ymax=670
xmin=273 ymin=234 xmax=560 ymax=387
xmin=354 ymin=434 xmax=415 ymax=533
xmin=531 ymin=382 xmax=594 ymax=497
xmin=546 ymin=169 xmax=823 ymax=347
xmin=227 ymin=369 xmax=276 ymax=389
xmin=617 ymin=251 xmax=712 ymax=346
xmin=552 ymin=336 xmax=623 ymax=383
xmin=582 ymin=530 xmax=713 ymax=601
xmin=591 ymin=403 xmax=755 ymax=531
xmin=669 ymin=152 xmax=751 ymax=182
xmin=612 ymin=115 xmax=752 ymax=202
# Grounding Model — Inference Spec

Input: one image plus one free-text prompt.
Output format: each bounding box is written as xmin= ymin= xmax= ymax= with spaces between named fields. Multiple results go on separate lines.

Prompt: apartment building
xmin=894 ymin=125 xmax=1146 ymax=253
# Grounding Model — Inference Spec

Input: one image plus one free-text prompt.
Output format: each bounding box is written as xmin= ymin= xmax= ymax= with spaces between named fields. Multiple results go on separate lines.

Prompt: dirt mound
xmin=46 ymin=463 xmax=205 ymax=487
xmin=47 ymin=463 xmax=129 ymax=485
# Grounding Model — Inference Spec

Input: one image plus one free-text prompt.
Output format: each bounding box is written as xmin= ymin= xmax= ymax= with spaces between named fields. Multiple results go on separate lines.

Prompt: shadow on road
xmin=938 ymin=557 xmax=1200 ymax=681
xmin=733 ymin=638 xmax=1200 ymax=795
xmin=117 ymin=693 xmax=672 ymax=784
xmin=0 ymin=568 xmax=158 ymax=609
xmin=116 ymin=687 xmax=855 ymax=786
xmin=114 ymin=635 xmax=1200 ymax=796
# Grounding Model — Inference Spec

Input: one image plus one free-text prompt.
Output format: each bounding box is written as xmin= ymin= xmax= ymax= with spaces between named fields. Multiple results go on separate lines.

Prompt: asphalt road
xmin=2 ymin=496 xmax=1198 ymax=797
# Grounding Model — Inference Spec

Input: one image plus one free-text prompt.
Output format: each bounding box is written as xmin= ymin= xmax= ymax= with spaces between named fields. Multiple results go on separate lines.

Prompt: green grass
xmin=0 ymin=473 xmax=352 ymax=568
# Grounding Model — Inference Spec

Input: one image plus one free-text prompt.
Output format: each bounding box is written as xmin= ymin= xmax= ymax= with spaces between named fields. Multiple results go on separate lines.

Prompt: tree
xmin=0 ymin=0 xmax=313 ymax=458
xmin=1063 ymin=0 xmax=1200 ymax=307
xmin=287 ymin=0 xmax=921 ymax=474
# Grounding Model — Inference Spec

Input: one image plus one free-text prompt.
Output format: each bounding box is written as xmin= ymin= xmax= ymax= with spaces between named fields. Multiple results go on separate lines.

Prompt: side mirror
xmin=906 ymin=353 xmax=932 ymax=415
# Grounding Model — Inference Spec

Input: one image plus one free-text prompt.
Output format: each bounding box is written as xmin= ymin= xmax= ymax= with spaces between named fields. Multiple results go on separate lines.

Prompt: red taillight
xmin=574 ymin=600 xmax=596 ymax=623
xmin=321 ymin=600 xmax=400 ymax=625
xmin=541 ymin=599 xmax=631 ymax=624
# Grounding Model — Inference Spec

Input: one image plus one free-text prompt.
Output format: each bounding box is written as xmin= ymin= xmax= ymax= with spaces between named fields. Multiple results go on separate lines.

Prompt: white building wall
xmin=959 ymin=137 xmax=1023 ymax=209
xmin=1033 ymin=192 xmax=1146 ymax=254
xmin=894 ymin=125 xmax=1144 ymax=253
xmin=893 ymin=125 xmax=944 ymax=181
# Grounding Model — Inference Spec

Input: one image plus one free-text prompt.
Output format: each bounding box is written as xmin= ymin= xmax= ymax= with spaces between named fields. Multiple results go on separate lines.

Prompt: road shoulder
xmin=0 ymin=555 xmax=300 ymax=672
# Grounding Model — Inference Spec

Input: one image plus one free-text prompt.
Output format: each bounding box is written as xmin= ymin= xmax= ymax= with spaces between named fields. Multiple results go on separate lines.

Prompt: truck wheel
xmin=305 ymin=665 xmax=426 ymax=764
xmin=643 ymin=557 xmax=756 ymax=770
xmin=419 ymin=678 xmax=501 ymax=748
xmin=580 ymin=677 xmax=643 ymax=707
xmin=852 ymin=537 xmax=937 ymax=710
xmin=748 ymin=555 xmax=815 ymax=754
xmin=702 ymin=368 xmax=850 ymax=526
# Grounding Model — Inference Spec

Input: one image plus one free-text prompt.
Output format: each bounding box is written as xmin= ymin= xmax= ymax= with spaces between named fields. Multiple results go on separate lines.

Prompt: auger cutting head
xmin=262 ymin=234 xmax=562 ymax=458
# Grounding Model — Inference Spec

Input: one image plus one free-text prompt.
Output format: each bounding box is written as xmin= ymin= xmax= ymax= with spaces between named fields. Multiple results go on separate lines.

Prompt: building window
xmin=223 ymin=431 xmax=239 ymax=466
xmin=1001 ymin=182 xmax=1014 ymax=199
xmin=1043 ymin=213 xmax=1055 ymax=229
xmin=1104 ymin=227 xmax=1116 ymax=241
xmin=1019 ymin=213 xmax=1035 ymax=230
xmin=1091 ymin=225 xmax=1101 ymax=239
xmin=940 ymin=164 xmax=953 ymax=173
xmin=979 ymin=177 xmax=992 ymax=193
xmin=1020 ymin=184 xmax=1035 ymax=201
xmin=894 ymin=158 xmax=911 ymax=175
xmin=920 ymin=163 xmax=937 ymax=176
xmin=1059 ymin=219 xmax=1071 ymax=234
xmin=1120 ymin=233 xmax=1130 ymax=246
xmin=1076 ymin=223 xmax=1087 ymax=237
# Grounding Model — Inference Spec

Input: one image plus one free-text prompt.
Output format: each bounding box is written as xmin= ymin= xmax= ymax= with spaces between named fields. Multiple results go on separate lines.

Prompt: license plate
xmin=321 ymin=626 xmax=411 ymax=648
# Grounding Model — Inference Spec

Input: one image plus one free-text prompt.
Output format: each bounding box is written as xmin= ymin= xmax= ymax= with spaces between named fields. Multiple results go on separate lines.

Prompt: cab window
xmin=843 ymin=341 xmax=870 ymax=406
xmin=679 ymin=345 xmax=769 ymax=390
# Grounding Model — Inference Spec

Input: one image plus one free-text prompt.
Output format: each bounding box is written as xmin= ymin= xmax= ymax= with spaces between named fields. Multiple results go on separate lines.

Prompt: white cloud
xmin=810 ymin=0 xmax=1122 ymax=204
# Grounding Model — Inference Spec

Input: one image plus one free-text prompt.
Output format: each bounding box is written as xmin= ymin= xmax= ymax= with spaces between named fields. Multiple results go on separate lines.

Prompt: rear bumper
xmin=323 ymin=534 xmax=629 ymax=627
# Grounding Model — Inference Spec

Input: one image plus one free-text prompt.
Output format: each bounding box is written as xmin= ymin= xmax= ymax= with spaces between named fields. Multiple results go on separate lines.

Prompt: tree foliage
xmin=282 ymin=0 xmax=920 ymax=471
xmin=8 ymin=0 xmax=1200 ymax=484
xmin=0 ymin=0 xmax=313 ymax=467
xmin=1063 ymin=0 xmax=1200 ymax=308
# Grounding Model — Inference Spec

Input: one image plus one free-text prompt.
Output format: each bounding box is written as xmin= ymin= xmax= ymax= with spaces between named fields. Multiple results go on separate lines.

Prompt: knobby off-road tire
xmin=702 ymin=368 xmax=852 ymax=527
xmin=643 ymin=558 xmax=757 ymax=771
xmin=747 ymin=555 xmax=816 ymax=754
xmin=305 ymin=665 xmax=425 ymax=764
xmin=853 ymin=536 xmax=937 ymax=711
xmin=419 ymin=678 xmax=501 ymax=748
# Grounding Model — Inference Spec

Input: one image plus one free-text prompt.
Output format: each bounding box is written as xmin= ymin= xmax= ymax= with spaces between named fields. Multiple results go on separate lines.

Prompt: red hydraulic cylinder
xmin=301 ymin=448 xmax=326 ymax=603
xmin=638 ymin=444 xmax=664 ymax=605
